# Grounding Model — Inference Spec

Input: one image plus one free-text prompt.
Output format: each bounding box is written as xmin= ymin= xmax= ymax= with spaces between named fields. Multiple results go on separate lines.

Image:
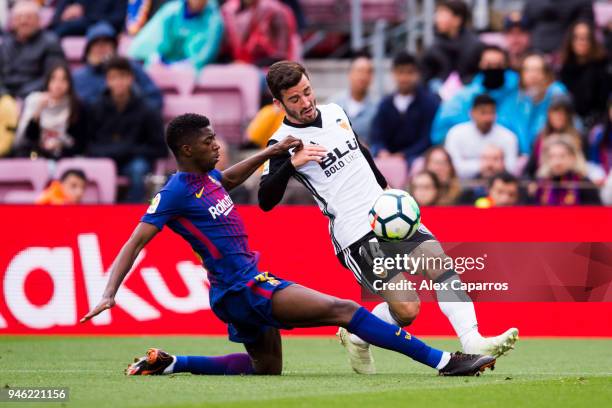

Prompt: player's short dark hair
xmin=438 ymin=0 xmax=470 ymax=26
xmin=166 ymin=113 xmax=211 ymax=158
xmin=472 ymin=94 xmax=496 ymax=109
xmin=266 ymin=61 xmax=310 ymax=101
xmin=392 ymin=51 xmax=419 ymax=69
xmin=104 ymin=56 xmax=133 ymax=76
xmin=488 ymin=171 xmax=518 ymax=189
xmin=60 ymin=169 xmax=87 ymax=183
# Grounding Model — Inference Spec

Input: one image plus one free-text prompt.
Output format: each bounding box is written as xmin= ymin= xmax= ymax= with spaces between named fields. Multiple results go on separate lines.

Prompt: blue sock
xmin=173 ymin=353 xmax=254 ymax=375
xmin=347 ymin=307 xmax=444 ymax=368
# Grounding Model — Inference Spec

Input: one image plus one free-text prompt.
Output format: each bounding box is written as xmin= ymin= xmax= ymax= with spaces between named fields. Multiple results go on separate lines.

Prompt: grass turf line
xmin=1 ymin=336 xmax=611 ymax=408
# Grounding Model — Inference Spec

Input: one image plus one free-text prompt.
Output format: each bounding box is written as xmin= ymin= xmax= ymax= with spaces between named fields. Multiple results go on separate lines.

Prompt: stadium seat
xmin=194 ymin=64 xmax=261 ymax=144
xmin=594 ymin=1 xmax=612 ymax=28
xmin=301 ymin=0 xmax=406 ymax=27
xmin=161 ymin=94 xmax=214 ymax=124
xmin=374 ymin=156 xmax=408 ymax=189
xmin=61 ymin=36 xmax=87 ymax=67
xmin=479 ymin=32 xmax=507 ymax=48
xmin=0 ymin=159 xmax=49 ymax=203
xmin=146 ymin=63 xmax=196 ymax=96
xmin=54 ymin=158 xmax=117 ymax=204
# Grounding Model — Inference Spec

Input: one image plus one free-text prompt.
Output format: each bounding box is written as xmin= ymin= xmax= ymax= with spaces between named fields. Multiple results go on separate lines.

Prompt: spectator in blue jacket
xmin=370 ymin=52 xmax=440 ymax=166
xmin=51 ymin=0 xmax=127 ymax=37
xmin=514 ymin=53 xmax=567 ymax=154
xmin=128 ymin=0 xmax=224 ymax=72
xmin=431 ymin=45 xmax=522 ymax=147
xmin=72 ymin=22 xmax=163 ymax=112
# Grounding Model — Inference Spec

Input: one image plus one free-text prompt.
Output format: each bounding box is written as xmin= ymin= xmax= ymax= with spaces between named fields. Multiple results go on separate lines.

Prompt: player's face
xmin=190 ymin=127 xmax=220 ymax=171
xmin=277 ymin=75 xmax=318 ymax=124
xmin=489 ymin=179 xmax=519 ymax=206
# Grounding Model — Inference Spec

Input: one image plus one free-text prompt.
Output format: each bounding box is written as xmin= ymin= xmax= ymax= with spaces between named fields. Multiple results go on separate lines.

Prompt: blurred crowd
xmin=0 ymin=0 xmax=610 ymax=207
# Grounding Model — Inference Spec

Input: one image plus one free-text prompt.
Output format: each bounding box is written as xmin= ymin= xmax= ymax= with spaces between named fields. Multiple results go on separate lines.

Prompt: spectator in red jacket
xmin=221 ymin=0 xmax=297 ymax=67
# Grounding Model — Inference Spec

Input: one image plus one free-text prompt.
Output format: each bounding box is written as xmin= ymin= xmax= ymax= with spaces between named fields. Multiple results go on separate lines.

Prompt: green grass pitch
xmin=1 ymin=336 xmax=611 ymax=407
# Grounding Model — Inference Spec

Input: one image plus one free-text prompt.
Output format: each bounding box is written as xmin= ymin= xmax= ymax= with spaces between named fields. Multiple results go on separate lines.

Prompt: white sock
xmin=436 ymin=352 xmax=452 ymax=369
xmin=435 ymin=271 xmax=482 ymax=350
xmin=162 ymin=355 xmax=177 ymax=374
xmin=349 ymin=302 xmax=401 ymax=347
xmin=438 ymin=301 xmax=481 ymax=350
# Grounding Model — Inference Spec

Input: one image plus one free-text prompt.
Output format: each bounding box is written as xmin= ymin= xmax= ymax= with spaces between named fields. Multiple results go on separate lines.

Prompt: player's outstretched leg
xmin=271 ymin=284 xmax=496 ymax=376
xmin=126 ymin=328 xmax=282 ymax=376
xmin=411 ymin=240 xmax=519 ymax=358
xmin=126 ymin=329 xmax=283 ymax=376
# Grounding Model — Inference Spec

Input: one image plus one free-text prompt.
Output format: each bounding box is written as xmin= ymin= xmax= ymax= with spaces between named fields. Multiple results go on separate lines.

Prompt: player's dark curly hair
xmin=266 ymin=61 xmax=309 ymax=101
xmin=166 ymin=113 xmax=211 ymax=158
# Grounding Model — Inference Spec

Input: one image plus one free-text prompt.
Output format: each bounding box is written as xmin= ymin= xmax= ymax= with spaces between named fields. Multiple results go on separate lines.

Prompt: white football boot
xmin=337 ymin=327 xmax=376 ymax=374
xmin=463 ymin=327 xmax=519 ymax=358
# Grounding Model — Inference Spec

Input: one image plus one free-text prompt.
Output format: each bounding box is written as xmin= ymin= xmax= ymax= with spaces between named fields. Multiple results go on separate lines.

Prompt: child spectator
xmin=534 ymin=138 xmax=601 ymax=205
xmin=36 ymin=168 xmax=87 ymax=204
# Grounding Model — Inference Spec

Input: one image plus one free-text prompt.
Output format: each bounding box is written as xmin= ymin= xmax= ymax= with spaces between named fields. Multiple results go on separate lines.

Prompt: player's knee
xmin=331 ymin=298 xmax=360 ymax=325
xmin=253 ymin=356 xmax=282 ymax=375
xmin=390 ymin=301 xmax=420 ymax=326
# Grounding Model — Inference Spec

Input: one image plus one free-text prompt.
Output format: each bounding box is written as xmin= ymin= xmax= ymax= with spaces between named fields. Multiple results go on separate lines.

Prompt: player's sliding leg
xmin=126 ymin=329 xmax=282 ymax=376
xmin=339 ymin=277 xmax=421 ymax=374
xmin=126 ymin=348 xmax=254 ymax=376
xmin=271 ymin=284 xmax=496 ymax=376
xmin=416 ymin=240 xmax=519 ymax=357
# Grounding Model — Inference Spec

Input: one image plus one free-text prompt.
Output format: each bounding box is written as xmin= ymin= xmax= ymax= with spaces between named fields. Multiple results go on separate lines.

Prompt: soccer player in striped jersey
xmin=258 ymin=61 xmax=518 ymax=374
xmin=79 ymin=113 xmax=496 ymax=377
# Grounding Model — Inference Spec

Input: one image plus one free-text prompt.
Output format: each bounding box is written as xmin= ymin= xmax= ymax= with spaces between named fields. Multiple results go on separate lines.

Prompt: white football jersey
xmin=265 ymin=103 xmax=385 ymax=253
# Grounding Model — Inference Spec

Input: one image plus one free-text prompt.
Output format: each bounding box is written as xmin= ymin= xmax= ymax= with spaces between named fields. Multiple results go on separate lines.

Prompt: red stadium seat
xmin=374 ymin=156 xmax=408 ymax=189
xmin=146 ymin=63 xmax=196 ymax=96
xmin=0 ymin=159 xmax=49 ymax=203
xmin=194 ymin=64 xmax=262 ymax=144
xmin=301 ymin=0 xmax=406 ymax=27
xmin=54 ymin=158 xmax=117 ymax=204
xmin=61 ymin=36 xmax=87 ymax=67
xmin=595 ymin=1 xmax=612 ymax=28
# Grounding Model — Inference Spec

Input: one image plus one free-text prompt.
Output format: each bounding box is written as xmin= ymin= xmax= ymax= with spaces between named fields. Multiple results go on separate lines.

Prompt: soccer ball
xmin=368 ymin=189 xmax=421 ymax=240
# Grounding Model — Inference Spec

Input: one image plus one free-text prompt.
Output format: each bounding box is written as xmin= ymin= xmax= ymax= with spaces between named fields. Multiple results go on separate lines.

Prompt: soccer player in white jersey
xmin=258 ymin=61 xmax=518 ymax=374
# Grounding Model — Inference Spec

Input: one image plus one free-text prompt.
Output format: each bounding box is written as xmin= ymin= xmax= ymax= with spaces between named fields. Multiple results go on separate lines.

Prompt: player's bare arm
xmin=79 ymin=222 xmax=159 ymax=323
xmin=220 ymin=136 xmax=303 ymax=190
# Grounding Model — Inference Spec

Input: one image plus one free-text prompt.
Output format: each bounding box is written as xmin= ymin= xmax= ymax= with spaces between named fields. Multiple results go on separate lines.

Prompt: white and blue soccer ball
xmin=368 ymin=189 xmax=421 ymax=241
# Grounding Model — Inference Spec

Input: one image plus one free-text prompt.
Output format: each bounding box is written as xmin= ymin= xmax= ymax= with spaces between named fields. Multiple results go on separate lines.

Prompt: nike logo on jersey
xmin=208 ymin=194 xmax=235 ymax=219
xmin=195 ymin=186 xmax=205 ymax=198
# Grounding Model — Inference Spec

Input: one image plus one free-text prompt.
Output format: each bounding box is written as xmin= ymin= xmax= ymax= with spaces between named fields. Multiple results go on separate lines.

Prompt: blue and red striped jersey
xmin=141 ymin=170 xmax=260 ymax=304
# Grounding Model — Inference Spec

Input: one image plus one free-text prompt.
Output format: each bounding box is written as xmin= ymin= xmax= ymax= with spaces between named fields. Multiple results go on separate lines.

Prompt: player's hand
xmin=269 ymin=136 xmax=302 ymax=155
xmin=79 ymin=297 xmax=115 ymax=323
xmin=291 ymin=144 xmax=327 ymax=168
